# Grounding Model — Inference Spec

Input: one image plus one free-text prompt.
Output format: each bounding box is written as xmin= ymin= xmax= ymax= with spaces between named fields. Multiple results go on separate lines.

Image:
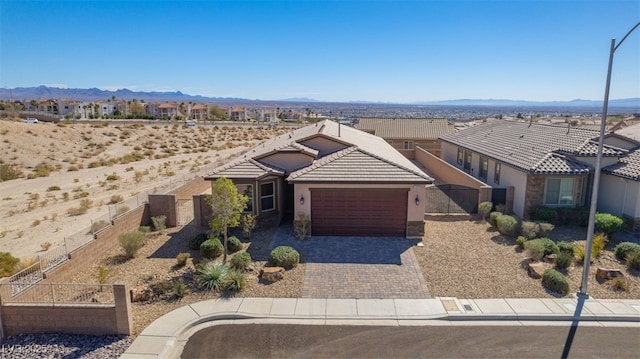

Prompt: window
xmin=544 ymin=178 xmax=575 ymax=205
xmin=463 ymin=150 xmax=472 ymax=172
xmin=260 ymin=182 xmax=275 ymax=212
xmin=403 ymin=141 xmax=413 ymax=150
xmin=239 ymin=184 xmax=253 ymax=213
xmin=494 ymin=162 xmax=501 ymax=185
xmin=457 ymin=148 xmax=463 ymax=165
xmin=479 ymin=157 xmax=488 ymax=181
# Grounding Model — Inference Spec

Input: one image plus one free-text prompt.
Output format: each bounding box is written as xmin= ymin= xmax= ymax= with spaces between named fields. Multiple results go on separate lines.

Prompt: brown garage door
xmin=311 ymin=190 xmax=407 ymax=236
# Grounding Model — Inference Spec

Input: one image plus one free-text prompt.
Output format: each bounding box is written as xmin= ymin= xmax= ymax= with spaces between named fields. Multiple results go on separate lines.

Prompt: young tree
xmin=206 ymin=177 xmax=247 ymax=262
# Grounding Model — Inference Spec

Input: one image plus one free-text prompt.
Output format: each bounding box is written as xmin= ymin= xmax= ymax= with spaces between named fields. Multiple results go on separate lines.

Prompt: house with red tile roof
xmin=205 ymin=120 xmax=433 ymax=238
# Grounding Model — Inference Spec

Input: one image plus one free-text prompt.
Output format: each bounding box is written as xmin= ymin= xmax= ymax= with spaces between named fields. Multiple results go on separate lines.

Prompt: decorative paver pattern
xmin=271 ymin=224 xmax=431 ymax=299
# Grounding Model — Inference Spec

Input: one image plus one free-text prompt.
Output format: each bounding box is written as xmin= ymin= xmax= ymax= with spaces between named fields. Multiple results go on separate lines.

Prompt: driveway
xmin=270 ymin=225 xmax=431 ymax=299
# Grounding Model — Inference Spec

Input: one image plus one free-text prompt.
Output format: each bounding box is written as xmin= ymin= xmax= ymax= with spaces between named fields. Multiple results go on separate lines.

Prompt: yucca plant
xmin=196 ymin=263 xmax=229 ymax=291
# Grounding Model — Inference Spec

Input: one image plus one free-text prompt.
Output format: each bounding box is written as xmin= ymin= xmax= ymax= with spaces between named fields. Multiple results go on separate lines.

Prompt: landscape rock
xmin=595 ymin=268 xmax=624 ymax=281
xmin=527 ymin=262 xmax=549 ymax=279
xmin=260 ymin=267 xmax=285 ymax=282
xmin=130 ymin=287 xmax=153 ymax=302
xmin=543 ymin=254 xmax=557 ymax=263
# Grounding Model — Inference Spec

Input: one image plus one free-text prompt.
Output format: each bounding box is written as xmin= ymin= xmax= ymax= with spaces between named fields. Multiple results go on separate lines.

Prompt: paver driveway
xmin=271 ymin=225 xmax=431 ymax=299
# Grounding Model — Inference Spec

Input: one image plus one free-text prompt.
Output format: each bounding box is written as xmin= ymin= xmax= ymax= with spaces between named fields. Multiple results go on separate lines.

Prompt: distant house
xmin=158 ymin=102 xmax=179 ymax=119
xmin=439 ymin=120 xmax=631 ymax=219
xmin=38 ymin=99 xmax=58 ymax=115
xmin=228 ymin=107 xmax=247 ymax=121
xmin=356 ymin=118 xmax=455 ymax=157
xmin=205 ymin=120 xmax=433 ymax=238
xmin=191 ymin=104 xmax=208 ymax=121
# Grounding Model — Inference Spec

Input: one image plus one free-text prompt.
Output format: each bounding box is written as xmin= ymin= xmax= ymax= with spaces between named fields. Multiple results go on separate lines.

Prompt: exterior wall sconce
xmin=415 ymin=195 xmax=420 ymax=206
xmin=300 ymin=195 xmax=305 ymax=205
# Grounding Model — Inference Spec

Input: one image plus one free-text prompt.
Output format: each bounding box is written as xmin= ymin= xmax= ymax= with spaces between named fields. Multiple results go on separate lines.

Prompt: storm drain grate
xmin=463 ymin=304 xmax=474 ymax=311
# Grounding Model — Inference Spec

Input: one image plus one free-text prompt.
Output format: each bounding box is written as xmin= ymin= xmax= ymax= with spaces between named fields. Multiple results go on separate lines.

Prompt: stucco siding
xmin=599 ymin=174 xmax=640 ymax=219
xmin=499 ymin=165 xmax=529 ymax=218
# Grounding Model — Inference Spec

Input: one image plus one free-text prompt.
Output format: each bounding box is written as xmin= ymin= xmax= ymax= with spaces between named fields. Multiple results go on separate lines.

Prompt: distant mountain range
xmin=0 ymin=86 xmax=638 ymax=109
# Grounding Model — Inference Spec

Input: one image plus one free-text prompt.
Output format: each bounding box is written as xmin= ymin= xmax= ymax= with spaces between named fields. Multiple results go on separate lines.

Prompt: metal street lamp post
xmin=578 ymin=22 xmax=640 ymax=298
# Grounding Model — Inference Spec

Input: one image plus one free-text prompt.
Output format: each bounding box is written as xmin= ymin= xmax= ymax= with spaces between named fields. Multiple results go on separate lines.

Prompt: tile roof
xmin=205 ymin=159 xmax=284 ymax=180
xmin=356 ymin=118 xmax=455 ymax=139
xmin=287 ymin=147 xmax=432 ymax=183
xmin=206 ymin=120 xmax=433 ymax=183
xmin=603 ymin=148 xmax=640 ymax=181
xmin=439 ymin=121 xmax=624 ymax=175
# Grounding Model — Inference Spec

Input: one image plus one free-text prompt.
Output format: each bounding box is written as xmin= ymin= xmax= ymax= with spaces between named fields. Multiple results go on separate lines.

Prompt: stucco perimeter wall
xmin=44 ymin=205 xmax=150 ymax=283
xmin=170 ymin=176 xmax=211 ymax=200
xmin=148 ymin=194 xmax=177 ymax=227
xmin=0 ymin=282 xmax=132 ymax=337
xmin=415 ymin=146 xmax=492 ymax=203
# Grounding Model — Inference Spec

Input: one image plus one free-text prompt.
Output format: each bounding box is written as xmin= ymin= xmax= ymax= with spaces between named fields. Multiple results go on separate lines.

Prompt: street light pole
xmin=578 ymin=22 xmax=640 ymax=298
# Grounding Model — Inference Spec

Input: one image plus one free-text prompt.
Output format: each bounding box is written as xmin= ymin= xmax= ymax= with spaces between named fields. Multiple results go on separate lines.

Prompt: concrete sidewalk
xmin=121 ymin=297 xmax=640 ymax=358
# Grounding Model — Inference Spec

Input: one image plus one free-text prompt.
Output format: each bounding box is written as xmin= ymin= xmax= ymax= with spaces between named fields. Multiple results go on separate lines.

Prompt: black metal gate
xmin=425 ymin=184 xmax=479 ymax=214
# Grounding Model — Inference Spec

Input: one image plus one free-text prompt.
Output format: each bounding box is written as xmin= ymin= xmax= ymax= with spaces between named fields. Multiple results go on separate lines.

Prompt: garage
xmin=311 ymin=189 xmax=408 ymax=236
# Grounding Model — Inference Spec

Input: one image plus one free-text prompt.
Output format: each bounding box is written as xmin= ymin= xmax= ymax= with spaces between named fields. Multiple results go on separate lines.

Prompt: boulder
xmin=596 ymin=268 xmax=624 ymax=281
xmin=543 ymin=254 xmax=557 ymax=263
xmin=130 ymin=287 xmax=153 ymax=302
xmin=527 ymin=262 xmax=548 ymax=279
xmin=260 ymin=267 xmax=285 ymax=282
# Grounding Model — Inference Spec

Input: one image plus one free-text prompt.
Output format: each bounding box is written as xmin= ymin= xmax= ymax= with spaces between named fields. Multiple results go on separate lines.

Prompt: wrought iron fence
xmin=0 ymin=283 xmax=114 ymax=305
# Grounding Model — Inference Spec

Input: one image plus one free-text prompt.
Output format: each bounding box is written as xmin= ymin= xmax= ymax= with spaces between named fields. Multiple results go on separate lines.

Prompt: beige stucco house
xmin=205 ymin=120 xmax=433 ymax=238
xmin=439 ymin=121 xmax=633 ymax=221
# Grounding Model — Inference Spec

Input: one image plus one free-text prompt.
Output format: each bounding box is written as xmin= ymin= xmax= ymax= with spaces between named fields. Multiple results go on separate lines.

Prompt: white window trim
xmin=457 ymin=148 xmax=463 ymax=165
xmin=403 ymin=141 xmax=414 ymax=150
xmin=494 ymin=162 xmax=501 ymax=185
xmin=260 ymin=181 xmax=276 ymax=212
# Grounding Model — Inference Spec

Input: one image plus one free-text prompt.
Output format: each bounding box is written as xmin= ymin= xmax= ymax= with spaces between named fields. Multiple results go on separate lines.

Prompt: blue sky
xmin=1 ymin=0 xmax=638 ymax=103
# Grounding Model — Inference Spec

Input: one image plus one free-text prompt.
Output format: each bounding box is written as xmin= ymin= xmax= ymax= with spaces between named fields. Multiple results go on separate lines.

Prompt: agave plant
xmin=195 ymin=263 xmax=229 ymax=291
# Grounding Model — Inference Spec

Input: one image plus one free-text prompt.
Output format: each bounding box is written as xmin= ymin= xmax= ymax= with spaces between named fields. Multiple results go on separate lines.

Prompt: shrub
xmin=608 ymin=276 xmax=630 ymax=291
xmin=173 ymin=278 xmax=186 ymax=299
xmin=109 ymin=195 xmax=124 ymax=204
xmin=528 ymin=206 xmax=556 ymax=223
xmin=538 ymin=222 xmax=555 ymax=237
xmin=478 ymin=201 xmax=493 ymax=220
xmin=139 ymin=225 xmax=151 ymax=234
xmin=594 ymin=213 xmax=624 ymax=235
xmin=613 ymin=242 xmax=640 ymax=261
xmin=200 ymin=237 xmax=223 ymax=259
xmin=516 ymin=236 xmax=528 ymax=250
xmin=557 ymin=241 xmax=575 ymax=255
xmin=47 ymin=185 xmax=60 ymax=192
xmin=520 ymin=221 xmax=539 ymax=240
xmin=230 ymin=252 xmax=251 ymax=271
xmin=240 ymin=214 xmax=256 ymax=238
xmin=542 ymin=269 xmax=570 ymax=295
xmin=535 ymin=237 xmax=558 ymax=256
xmin=524 ymin=240 xmax=545 ymax=261
xmin=0 ymin=163 xmax=23 ymax=181
xmin=225 ymin=270 xmax=247 ymax=291
xmin=93 ymin=266 xmax=112 ymax=285
xmin=92 ymin=220 xmax=110 ymax=233
xmin=189 ymin=233 xmax=208 ymax=250
xmin=196 ymin=263 xmax=229 ymax=291
xmin=575 ymin=246 xmax=586 ymax=263
xmin=269 ymin=246 xmax=300 ymax=269
xmin=40 ymin=242 xmax=52 ymax=251
xmin=489 ymin=211 xmax=502 ymax=227
xmin=555 ymin=251 xmax=573 ymax=269
xmin=496 ymin=215 xmax=518 ymax=236
xmin=227 ymin=236 xmax=243 ymax=253
xmin=627 ymin=252 xmax=640 ymax=270
xmin=591 ymin=232 xmax=608 ymax=258
xmin=176 ymin=252 xmax=190 ymax=267
xmin=0 ymin=252 xmax=19 ymax=277
xmin=118 ymin=231 xmax=146 ymax=258
xmin=151 ymin=215 xmax=167 ymax=232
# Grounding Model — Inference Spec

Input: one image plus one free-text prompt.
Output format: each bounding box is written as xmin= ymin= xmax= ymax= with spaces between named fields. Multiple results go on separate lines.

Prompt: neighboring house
xmin=158 ymin=102 xmax=179 ymax=119
xmin=229 ymin=107 xmax=247 ymax=121
xmin=260 ymin=109 xmax=278 ymax=123
xmin=356 ymin=118 xmax=455 ymax=157
xmin=38 ymin=99 xmax=58 ymax=115
xmin=439 ymin=120 xmax=629 ymax=219
xmin=599 ymin=124 xmax=640 ymax=231
xmin=98 ymin=101 xmax=118 ymax=117
xmin=191 ymin=104 xmax=208 ymax=121
xmin=205 ymin=120 xmax=433 ymax=238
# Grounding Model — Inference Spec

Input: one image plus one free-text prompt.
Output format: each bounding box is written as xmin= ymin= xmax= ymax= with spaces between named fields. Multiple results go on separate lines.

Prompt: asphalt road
xmin=181 ymin=324 xmax=640 ymax=359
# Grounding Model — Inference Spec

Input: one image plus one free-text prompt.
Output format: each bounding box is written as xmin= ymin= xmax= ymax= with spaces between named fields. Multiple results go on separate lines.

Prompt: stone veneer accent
xmin=524 ymin=174 xmax=585 ymax=219
xmin=406 ymin=221 xmax=425 ymax=238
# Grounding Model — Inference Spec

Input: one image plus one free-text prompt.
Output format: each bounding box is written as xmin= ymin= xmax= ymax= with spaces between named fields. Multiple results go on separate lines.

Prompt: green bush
xmin=489 ymin=212 xmax=502 ymax=227
xmin=496 ymin=215 xmax=519 ymax=236
xmin=138 ymin=225 xmax=151 ymax=234
xmin=225 ymin=270 xmax=247 ymax=291
xmin=613 ymin=242 xmax=640 ymax=261
xmin=555 ymin=251 xmax=573 ymax=269
xmin=626 ymin=252 xmax=640 ymax=270
xmin=200 ymin=237 xmax=223 ymax=259
xmin=227 ymin=235 xmax=243 ymax=253
xmin=533 ymin=237 xmax=558 ymax=256
xmin=538 ymin=222 xmax=555 ymax=237
xmin=176 ymin=252 xmax=190 ymax=267
xmin=591 ymin=232 xmax=608 ymax=258
xmin=516 ymin=236 xmax=528 ymax=250
xmin=118 ymin=231 xmax=147 ymax=258
xmin=196 ymin=263 xmax=229 ymax=291
xmin=173 ymin=278 xmax=186 ymax=299
xmin=520 ymin=221 xmax=539 ymax=240
xmin=542 ymin=269 xmax=570 ymax=295
xmin=557 ymin=241 xmax=575 ymax=255
xmin=528 ymin=206 xmax=556 ymax=223
xmin=231 ymin=252 xmax=251 ymax=271
xmin=269 ymin=246 xmax=300 ymax=269
xmin=0 ymin=252 xmax=20 ymax=277
xmin=151 ymin=215 xmax=167 ymax=232
xmin=524 ymin=240 xmax=545 ymax=261
xmin=189 ymin=233 xmax=208 ymax=250
xmin=595 ymin=213 xmax=624 ymax=234
xmin=478 ymin=201 xmax=493 ymax=220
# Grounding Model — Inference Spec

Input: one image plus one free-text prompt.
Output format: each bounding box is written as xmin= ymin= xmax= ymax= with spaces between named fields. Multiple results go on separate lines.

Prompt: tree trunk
xmin=223 ymin=227 xmax=228 ymax=263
